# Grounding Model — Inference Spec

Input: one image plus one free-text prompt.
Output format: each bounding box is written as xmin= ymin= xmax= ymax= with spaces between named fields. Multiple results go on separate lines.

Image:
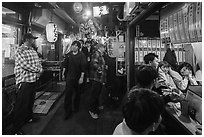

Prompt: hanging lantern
xmin=46 ymin=21 xmax=58 ymax=43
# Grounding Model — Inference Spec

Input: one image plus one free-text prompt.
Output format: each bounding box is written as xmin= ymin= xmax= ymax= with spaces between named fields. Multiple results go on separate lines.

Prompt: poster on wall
xmin=116 ymin=43 xmax=126 ymax=76
xmin=178 ymin=10 xmax=186 ymax=43
xmin=135 ymin=51 xmax=139 ymax=63
xmin=135 ymin=38 xmax=139 ymax=48
xmin=195 ymin=2 xmax=202 ymax=42
xmin=182 ymin=5 xmax=191 ymax=43
xmin=164 ymin=17 xmax=170 ymax=42
xmin=188 ymin=3 xmax=197 ymax=42
xmin=173 ymin=12 xmax=181 ymax=43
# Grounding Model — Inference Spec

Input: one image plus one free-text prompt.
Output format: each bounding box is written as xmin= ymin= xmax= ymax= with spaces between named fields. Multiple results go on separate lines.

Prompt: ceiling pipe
xmin=128 ymin=2 xmax=168 ymax=27
xmin=49 ymin=2 xmax=78 ymax=27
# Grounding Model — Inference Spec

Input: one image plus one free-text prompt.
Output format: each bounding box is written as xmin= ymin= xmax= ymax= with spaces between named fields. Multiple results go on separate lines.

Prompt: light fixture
xmin=85 ymin=10 xmax=92 ymax=17
xmin=46 ymin=12 xmax=58 ymax=43
xmin=46 ymin=22 xmax=58 ymax=43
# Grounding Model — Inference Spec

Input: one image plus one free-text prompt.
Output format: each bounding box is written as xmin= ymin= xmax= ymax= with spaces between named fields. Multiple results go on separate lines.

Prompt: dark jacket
xmin=163 ymin=48 xmax=178 ymax=71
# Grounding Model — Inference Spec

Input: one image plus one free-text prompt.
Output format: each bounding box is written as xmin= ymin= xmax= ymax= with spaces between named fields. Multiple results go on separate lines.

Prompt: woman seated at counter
xmin=157 ymin=61 xmax=198 ymax=94
xmin=178 ymin=62 xmax=198 ymax=90
xmin=113 ymin=88 xmax=164 ymax=135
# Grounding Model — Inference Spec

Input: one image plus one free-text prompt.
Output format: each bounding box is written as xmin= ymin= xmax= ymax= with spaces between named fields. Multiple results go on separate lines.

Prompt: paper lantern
xmin=46 ymin=22 xmax=58 ymax=42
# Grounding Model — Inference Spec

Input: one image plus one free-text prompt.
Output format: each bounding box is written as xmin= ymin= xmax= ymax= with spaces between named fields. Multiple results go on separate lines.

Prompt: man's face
xmin=151 ymin=57 xmax=159 ymax=69
xmin=71 ymin=43 xmax=79 ymax=52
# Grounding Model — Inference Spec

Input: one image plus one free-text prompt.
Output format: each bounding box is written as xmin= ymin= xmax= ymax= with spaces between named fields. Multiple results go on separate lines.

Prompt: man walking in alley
xmin=88 ymin=43 xmax=107 ymax=119
xmin=62 ymin=40 xmax=87 ymax=120
xmin=13 ymin=33 xmax=43 ymax=135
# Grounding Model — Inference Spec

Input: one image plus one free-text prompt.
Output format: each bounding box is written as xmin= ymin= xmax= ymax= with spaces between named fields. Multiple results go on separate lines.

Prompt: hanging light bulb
xmin=46 ymin=21 xmax=58 ymax=42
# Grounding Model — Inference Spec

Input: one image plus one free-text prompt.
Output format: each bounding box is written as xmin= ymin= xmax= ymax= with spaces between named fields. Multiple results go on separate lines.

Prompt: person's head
xmin=123 ymin=88 xmax=164 ymax=134
xmin=144 ymin=53 xmax=159 ymax=69
xmin=23 ymin=33 xmax=38 ymax=46
xmin=85 ymin=40 xmax=92 ymax=47
xmin=179 ymin=62 xmax=195 ymax=77
xmin=79 ymin=39 xmax=84 ymax=45
xmin=96 ymin=43 xmax=105 ymax=53
xmin=71 ymin=40 xmax=81 ymax=52
xmin=136 ymin=65 xmax=158 ymax=89
xmin=158 ymin=61 xmax=170 ymax=74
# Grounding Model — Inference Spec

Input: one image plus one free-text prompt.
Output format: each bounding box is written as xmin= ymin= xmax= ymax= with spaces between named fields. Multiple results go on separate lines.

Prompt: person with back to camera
xmin=113 ymin=88 xmax=164 ymax=135
xmin=163 ymin=43 xmax=178 ymax=71
xmin=143 ymin=53 xmax=186 ymax=95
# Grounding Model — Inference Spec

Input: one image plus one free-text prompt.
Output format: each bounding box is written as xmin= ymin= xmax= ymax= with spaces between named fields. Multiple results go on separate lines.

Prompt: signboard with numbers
xmin=178 ymin=10 xmax=186 ymax=43
xmin=173 ymin=12 xmax=181 ymax=43
xmin=182 ymin=5 xmax=191 ymax=43
xmin=168 ymin=15 xmax=176 ymax=43
xmin=188 ymin=3 xmax=197 ymax=42
xmin=195 ymin=2 xmax=202 ymax=41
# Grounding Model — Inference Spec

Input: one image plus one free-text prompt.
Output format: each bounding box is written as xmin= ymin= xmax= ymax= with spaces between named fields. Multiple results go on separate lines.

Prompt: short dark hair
xmin=71 ymin=40 xmax=81 ymax=49
xmin=144 ymin=53 xmax=158 ymax=64
xmin=123 ymin=88 xmax=164 ymax=133
xmin=178 ymin=62 xmax=195 ymax=76
xmin=136 ymin=65 xmax=158 ymax=88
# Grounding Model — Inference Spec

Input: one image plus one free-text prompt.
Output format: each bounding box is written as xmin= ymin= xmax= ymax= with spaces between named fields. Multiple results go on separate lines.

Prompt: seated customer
xmin=178 ymin=62 xmax=198 ymax=91
xmin=113 ymin=88 xmax=164 ymax=135
xmin=133 ymin=65 xmax=182 ymax=104
xmin=157 ymin=61 xmax=178 ymax=89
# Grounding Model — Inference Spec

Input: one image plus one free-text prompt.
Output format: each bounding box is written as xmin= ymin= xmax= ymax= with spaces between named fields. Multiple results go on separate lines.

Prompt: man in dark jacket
xmin=163 ymin=43 xmax=178 ymax=71
xmin=62 ymin=40 xmax=87 ymax=120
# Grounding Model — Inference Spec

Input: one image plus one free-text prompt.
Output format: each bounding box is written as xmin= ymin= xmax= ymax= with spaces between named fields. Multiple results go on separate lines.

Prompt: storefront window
xmin=2 ymin=24 xmax=20 ymax=60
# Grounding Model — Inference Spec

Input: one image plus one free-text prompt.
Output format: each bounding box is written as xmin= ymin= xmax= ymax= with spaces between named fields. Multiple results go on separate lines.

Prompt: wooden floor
xmin=41 ymin=82 xmax=123 ymax=135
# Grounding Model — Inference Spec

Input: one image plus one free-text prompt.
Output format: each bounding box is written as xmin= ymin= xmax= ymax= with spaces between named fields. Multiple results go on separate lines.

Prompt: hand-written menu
xmin=160 ymin=2 xmax=201 ymax=44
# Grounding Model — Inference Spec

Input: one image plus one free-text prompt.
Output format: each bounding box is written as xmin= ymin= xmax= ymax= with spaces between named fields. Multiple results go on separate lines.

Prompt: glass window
xmin=2 ymin=24 xmax=20 ymax=60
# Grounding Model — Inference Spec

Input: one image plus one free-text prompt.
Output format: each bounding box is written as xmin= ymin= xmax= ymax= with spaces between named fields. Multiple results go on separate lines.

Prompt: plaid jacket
xmin=14 ymin=44 xmax=42 ymax=84
xmin=89 ymin=50 xmax=106 ymax=83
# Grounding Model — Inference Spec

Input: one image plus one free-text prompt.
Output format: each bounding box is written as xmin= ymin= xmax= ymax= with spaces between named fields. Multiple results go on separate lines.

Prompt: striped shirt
xmin=14 ymin=44 xmax=42 ymax=85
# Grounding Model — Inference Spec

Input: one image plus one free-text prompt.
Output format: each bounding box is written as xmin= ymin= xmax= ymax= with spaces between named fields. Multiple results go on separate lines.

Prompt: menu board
xmin=156 ymin=39 xmax=161 ymax=48
xmin=164 ymin=17 xmax=170 ymax=39
xmin=148 ymin=39 xmax=152 ymax=48
xmin=195 ymin=2 xmax=202 ymax=41
xmin=168 ymin=15 xmax=176 ymax=43
xmin=139 ymin=51 xmax=143 ymax=62
xmin=188 ymin=3 xmax=197 ymax=42
xmin=178 ymin=10 xmax=186 ymax=43
xmin=173 ymin=12 xmax=181 ymax=43
xmin=135 ymin=38 xmax=139 ymax=48
xmin=135 ymin=51 xmax=139 ymax=62
xmin=182 ymin=5 xmax=191 ymax=43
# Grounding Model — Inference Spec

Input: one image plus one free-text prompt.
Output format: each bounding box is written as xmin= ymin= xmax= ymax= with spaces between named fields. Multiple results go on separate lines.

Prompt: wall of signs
xmin=135 ymin=37 xmax=164 ymax=64
xmin=160 ymin=2 xmax=202 ymax=44
xmin=134 ymin=37 xmax=185 ymax=64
